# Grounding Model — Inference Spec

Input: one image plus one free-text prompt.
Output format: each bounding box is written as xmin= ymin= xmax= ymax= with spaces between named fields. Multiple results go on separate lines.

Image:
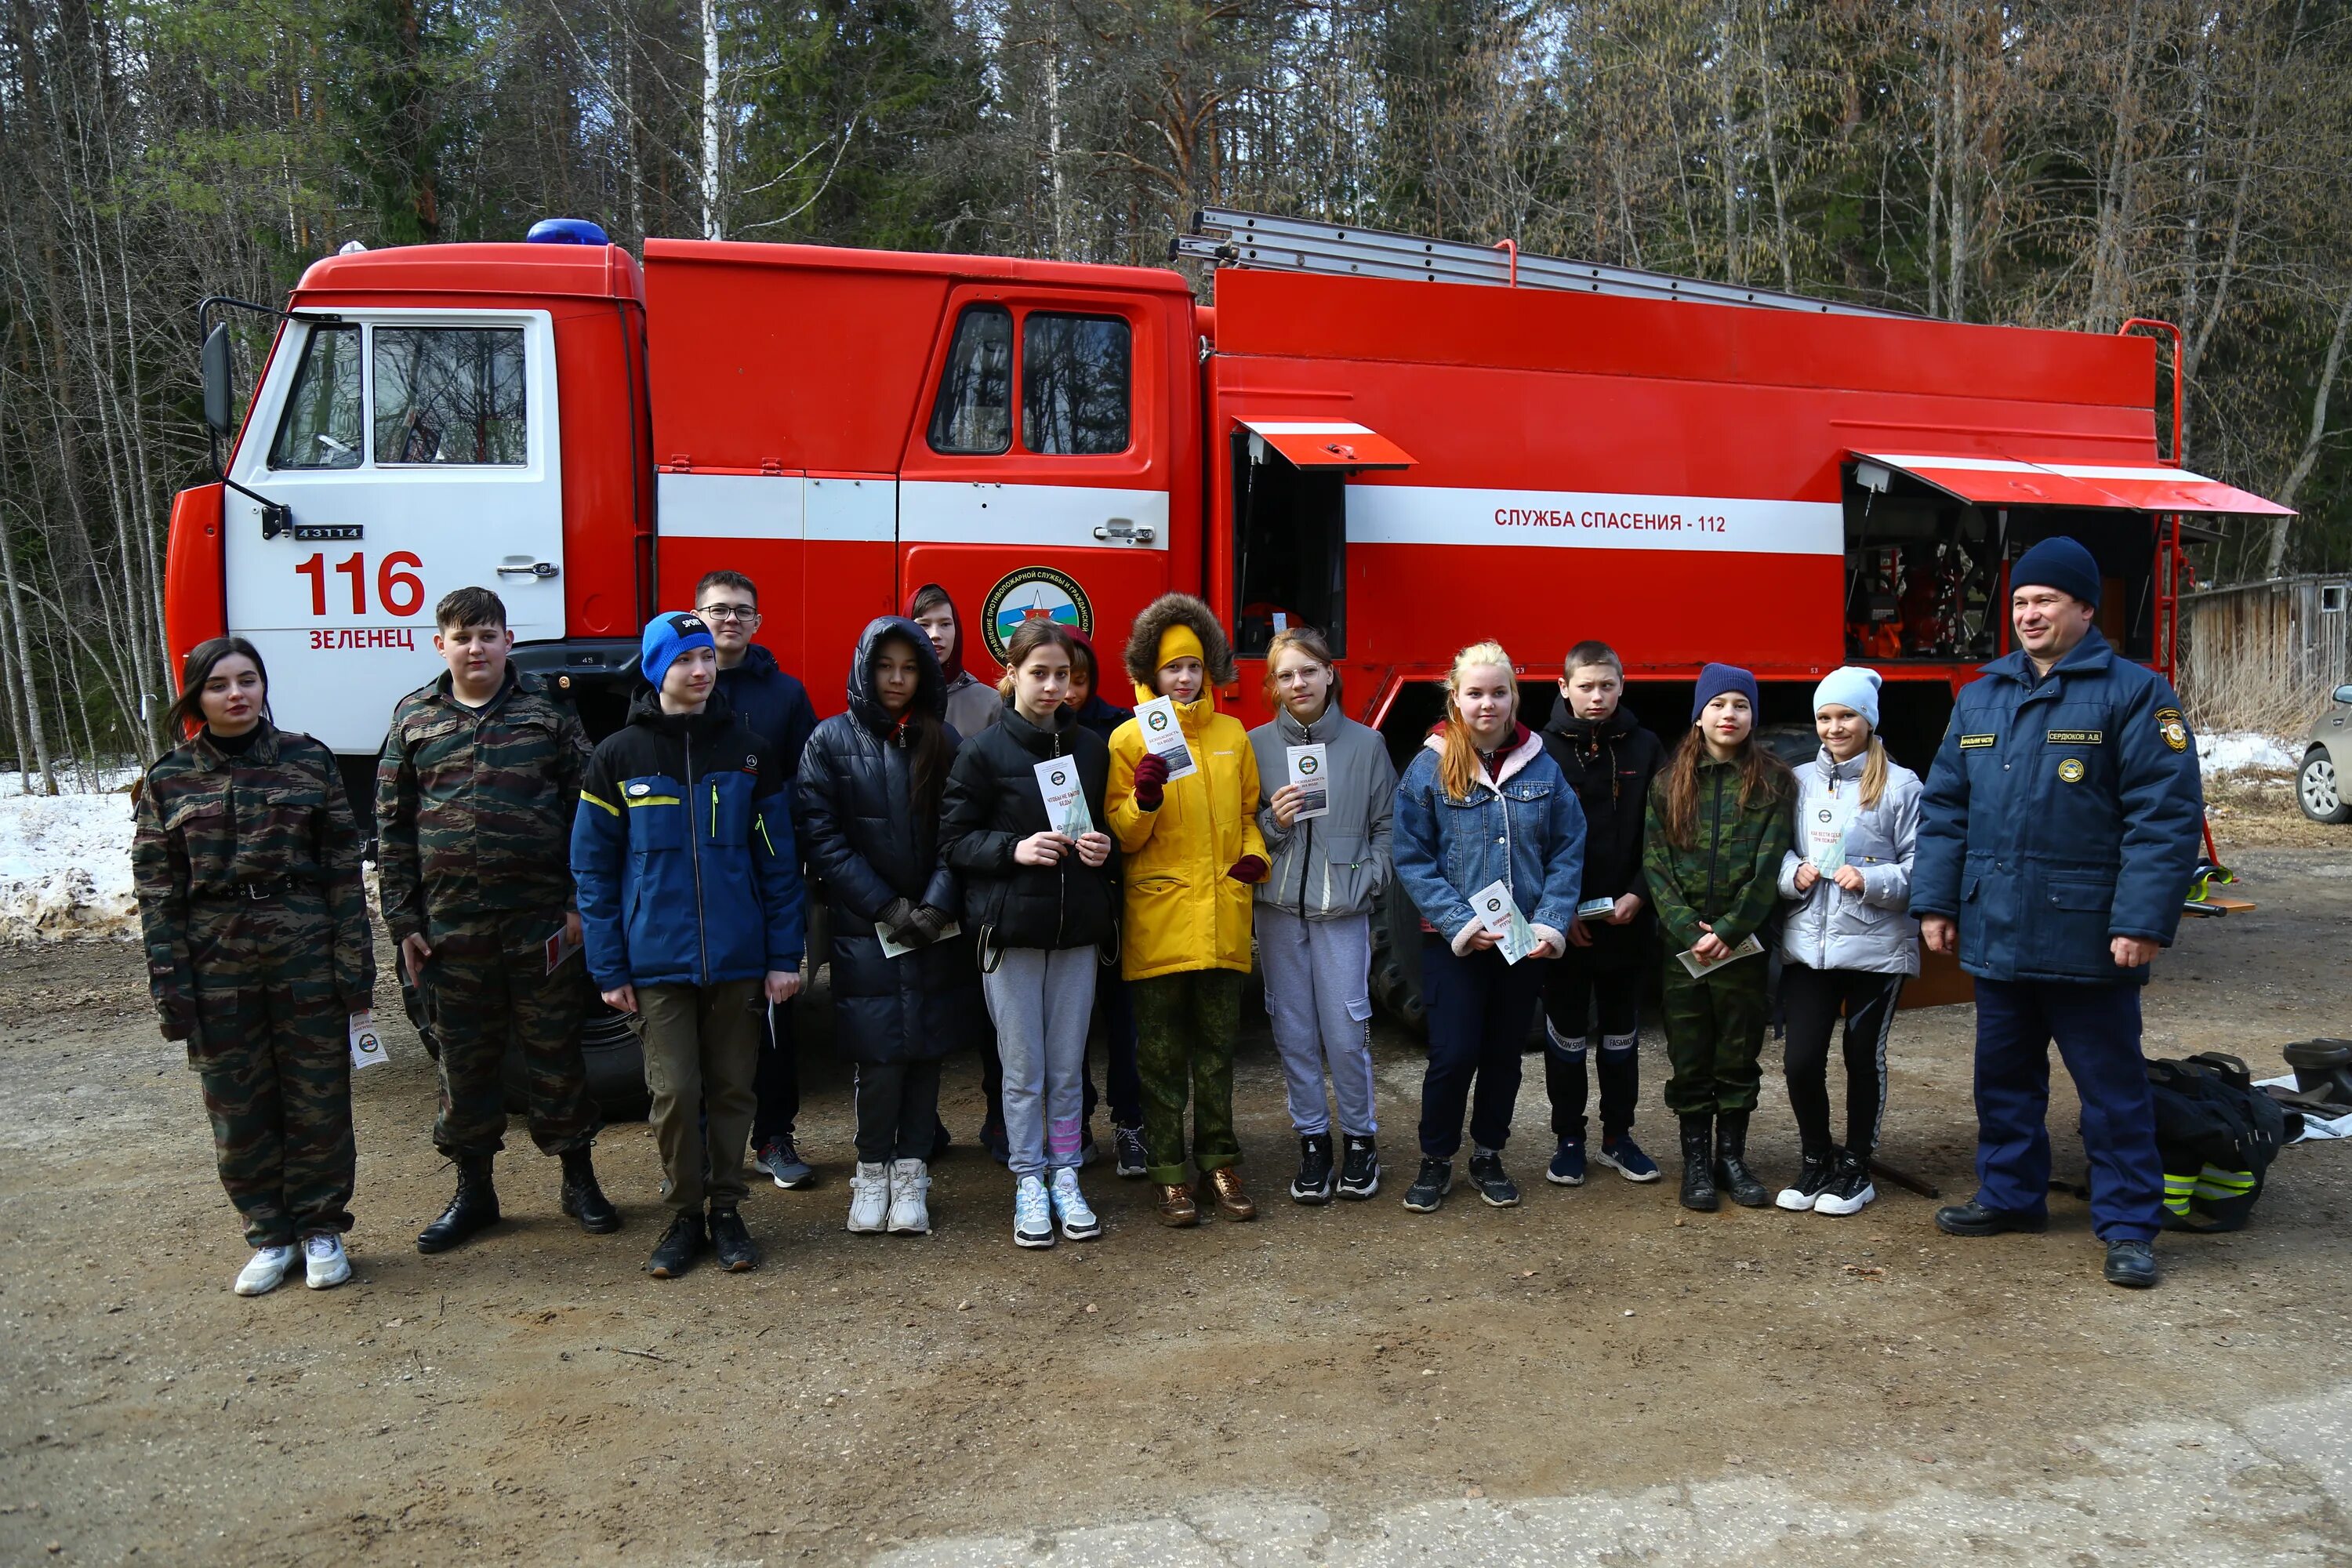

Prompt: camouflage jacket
xmin=376 ymin=667 xmax=590 ymax=941
xmin=1642 ymin=753 xmax=1795 ymax=959
xmin=131 ymin=724 xmax=376 ymax=1040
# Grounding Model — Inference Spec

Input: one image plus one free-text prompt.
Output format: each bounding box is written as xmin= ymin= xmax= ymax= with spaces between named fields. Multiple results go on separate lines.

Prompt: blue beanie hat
xmin=1690 ymin=662 xmax=1761 ymax=724
xmin=640 ymin=611 xmax=716 ymax=691
xmin=1813 ymin=666 xmax=1882 ymax=729
xmin=2011 ymin=535 xmax=2102 ymax=609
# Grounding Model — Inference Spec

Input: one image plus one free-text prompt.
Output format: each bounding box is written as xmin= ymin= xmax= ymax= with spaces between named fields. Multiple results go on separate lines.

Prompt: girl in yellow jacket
xmin=1107 ymin=593 xmax=1269 ymax=1228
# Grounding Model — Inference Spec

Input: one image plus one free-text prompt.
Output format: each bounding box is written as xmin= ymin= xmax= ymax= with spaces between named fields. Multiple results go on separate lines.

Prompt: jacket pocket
xmin=622 ymin=778 xmax=688 ymax=853
xmin=2039 ymin=874 xmax=2115 ymax=968
xmin=706 ymin=775 xmax=752 ymax=847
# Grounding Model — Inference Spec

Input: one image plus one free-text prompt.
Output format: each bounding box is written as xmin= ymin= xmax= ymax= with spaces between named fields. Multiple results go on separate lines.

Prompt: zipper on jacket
xmin=1297 ymin=818 xmax=1313 ymax=919
xmin=687 ymin=730 xmax=711 ymax=984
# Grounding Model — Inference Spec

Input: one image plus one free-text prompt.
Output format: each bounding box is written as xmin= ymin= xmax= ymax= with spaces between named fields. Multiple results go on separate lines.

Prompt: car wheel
xmin=2300 ymin=748 xmax=2351 ymax=824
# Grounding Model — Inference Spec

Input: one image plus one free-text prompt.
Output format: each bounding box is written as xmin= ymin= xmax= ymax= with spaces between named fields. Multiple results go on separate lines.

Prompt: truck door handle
xmin=1091 ymin=519 xmax=1156 ymax=544
xmin=497 ymin=561 xmax=559 ymax=579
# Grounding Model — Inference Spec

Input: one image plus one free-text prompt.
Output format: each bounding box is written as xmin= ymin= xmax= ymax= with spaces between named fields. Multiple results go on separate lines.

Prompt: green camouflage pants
xmin=1660 ymin=962 xmax=1772 ymax=1116
xmin=420 ymin=913 xmax=597 ymax=1160
xmin=1132 ymin=968 xmax=1245 ymax=1185
xmin=187 ymin=898 xmax=356 ymax=1247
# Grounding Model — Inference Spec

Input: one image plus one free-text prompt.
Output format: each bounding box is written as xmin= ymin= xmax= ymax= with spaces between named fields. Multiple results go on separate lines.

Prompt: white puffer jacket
xmin=1777 ymin=746 xmax=1922 ymax=976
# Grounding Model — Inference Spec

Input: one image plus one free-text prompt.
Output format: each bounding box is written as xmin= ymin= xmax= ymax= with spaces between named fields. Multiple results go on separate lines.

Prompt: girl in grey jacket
xmin=1247 ymin=628 xmax=1397 ymax=1204
xmin=1773 ymin=666 xmax=1922 ymax=1218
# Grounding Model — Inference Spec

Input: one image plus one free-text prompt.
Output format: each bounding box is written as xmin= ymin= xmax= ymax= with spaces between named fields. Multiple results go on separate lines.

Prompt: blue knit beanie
xmin=2011 ymin=535 xmax=2102 ymax=609
xmin=641 ymin=611 xmax=716 ymax=691
xmin=1812 ymin=666 xmax=1882 ymax=729
xmin=1690 ymin=662 xmax=1761 ymax=724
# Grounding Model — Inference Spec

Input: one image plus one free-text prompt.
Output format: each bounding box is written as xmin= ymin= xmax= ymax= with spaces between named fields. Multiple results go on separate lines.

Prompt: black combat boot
xmin=559 ymin=1145 xmax=621 ymax=1234
xmin=1678 ymin=1115 xmax=1719 ymax=1212
xmin=416 ymin=1153 xmax=500 ymax=1253
xmin=1712 ymin=1111 xmax=1769 ymax=1208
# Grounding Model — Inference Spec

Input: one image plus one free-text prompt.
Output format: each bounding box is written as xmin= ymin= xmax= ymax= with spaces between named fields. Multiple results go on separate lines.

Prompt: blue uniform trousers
xmin=1973 ymin=977 xmax=2163 ymax=1242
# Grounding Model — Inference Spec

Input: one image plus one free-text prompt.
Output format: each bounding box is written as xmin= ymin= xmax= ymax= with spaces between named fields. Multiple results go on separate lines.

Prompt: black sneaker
xmin=646 ymin=1212 xmax=705 ymax=1278
xmin=2103 ymin=1239 xmax=2158 ymax=1289
xmin=1113 ymin=1125 xmax=1149 ymax=1179
xmin=1775 ymin=1151 xmax=1838 ymax=1212
xmin=1402 ymin=1157 xmax=1453 ymax=1213
xmin=1813 ymin=1152 xmax=1877 ymax=1217
xmin=709 ymin=1206 xmax=758 ymax=1271
xmin=1467 ymin=1150 xmax=1521 ymax=1208
xmin=1337 ymin=1135 xmax=1380 ymax=1200
xmin=1290 ymin=1134 xmax=1336 ymax=1205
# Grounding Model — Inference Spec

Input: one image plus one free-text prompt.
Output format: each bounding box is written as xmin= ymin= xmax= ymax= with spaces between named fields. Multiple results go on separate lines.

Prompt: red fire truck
xmin=169 ymin=209 xmax=2289 ymax=1018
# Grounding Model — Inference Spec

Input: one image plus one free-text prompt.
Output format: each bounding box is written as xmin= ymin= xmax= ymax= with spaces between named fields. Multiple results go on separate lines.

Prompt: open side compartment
xmin=1232 ymin=428 xmax=1350 ymax=658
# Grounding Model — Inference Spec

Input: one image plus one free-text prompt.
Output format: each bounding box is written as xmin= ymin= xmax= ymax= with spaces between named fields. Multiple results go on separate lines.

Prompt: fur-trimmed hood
xmin=1121 ymin=593 xmax=1236 ymax=694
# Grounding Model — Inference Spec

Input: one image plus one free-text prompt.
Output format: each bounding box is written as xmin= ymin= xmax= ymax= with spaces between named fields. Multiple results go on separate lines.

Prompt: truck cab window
xmin=373 ymin=326 xmax=528 ymax=465
xmin=1022 ymin=314 xmax=1130 ymax=455
xmin=927 ymin=306 xmax=1012 ymax=454
xmin=267 ymin=324 xmax=363 ymax=470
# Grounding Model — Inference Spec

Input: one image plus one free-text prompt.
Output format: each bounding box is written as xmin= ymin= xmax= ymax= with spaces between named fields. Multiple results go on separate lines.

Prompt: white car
xmin=2302 ymin=684 xmax=2352 ymax=824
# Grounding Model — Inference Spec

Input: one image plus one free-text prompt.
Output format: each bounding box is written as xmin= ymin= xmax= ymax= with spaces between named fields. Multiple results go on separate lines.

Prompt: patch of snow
xmin=2200 ymin=731 xmax=2298 ymax=778
xmin=0 ymin=768 xmax=140 ymax=798
xmin=0 ymin=786 xmax=137 ymax=940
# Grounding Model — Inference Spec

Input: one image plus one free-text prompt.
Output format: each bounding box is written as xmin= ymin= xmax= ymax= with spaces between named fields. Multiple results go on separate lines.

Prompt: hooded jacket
xmin=571 ymin=687 xmax=806 ymax=991
xmin=1776 ymin=746 xmax=1923 ymax=977
xmin=905 ymin=584 xmax=1002 ymax=741
xmin=796 ymin=619 xmax=979 ymax=1063
xmin=1105 ymin=593 xmax=1267 ymax=979
xmin=1065 ymin=627 xmax=1134 ymax=742
xmin=940 ymin=693 xmax=1119 ymax=956
xmin=1538 ymin=692 xmax=1668 ymax=960
xmin=1641 ymin=748 xmax=1794 ymax=971
xmin=1248 ymin=699 xmax=1396 ymax=920
xmin=1392 ymin=725 xmax=1584 ymax=955
xmin=713 ymin=642 xmax=817 ymax=782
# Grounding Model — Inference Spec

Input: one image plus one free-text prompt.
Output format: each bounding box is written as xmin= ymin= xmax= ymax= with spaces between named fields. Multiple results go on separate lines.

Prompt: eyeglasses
xmin=698 ymin=603 xmax=759 ymax=624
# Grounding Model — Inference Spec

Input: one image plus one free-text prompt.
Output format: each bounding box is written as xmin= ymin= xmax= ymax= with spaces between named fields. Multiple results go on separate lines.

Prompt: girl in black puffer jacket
xmin=940 ymin=620 xmax=1119 ymax=1249
xmin=797 ymin=618 xmax=981 ymax=1238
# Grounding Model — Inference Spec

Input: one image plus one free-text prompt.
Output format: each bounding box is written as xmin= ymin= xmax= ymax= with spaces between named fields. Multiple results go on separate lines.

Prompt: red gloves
xmin=1228 ymin=855 xmax=1269 ymax=884
xmin=1131 ymin=753 xmax=1170 ymax=811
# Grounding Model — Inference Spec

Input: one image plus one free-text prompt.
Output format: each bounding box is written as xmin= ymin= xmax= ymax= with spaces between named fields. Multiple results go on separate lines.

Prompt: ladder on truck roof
xmin=1173 ymin=207 xmax=1915 ymax=320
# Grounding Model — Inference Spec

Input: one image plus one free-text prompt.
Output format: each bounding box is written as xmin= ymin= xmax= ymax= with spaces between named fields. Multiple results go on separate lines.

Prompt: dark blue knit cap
xmin=2011 ymin=535 xmax=2102 ymax=609
xmin=1690 ymin=662 xmax=1761 ymax=724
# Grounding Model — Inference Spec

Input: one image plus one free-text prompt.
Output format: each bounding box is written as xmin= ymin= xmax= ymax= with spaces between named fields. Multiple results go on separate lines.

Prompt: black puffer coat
xmin=939 ymin=693 xmax=1118 ymax=960
xmin=796 ymin=619 xmax=979 ymax=1065
xmin=1539 ymin=692 xmax=1668 ymax=967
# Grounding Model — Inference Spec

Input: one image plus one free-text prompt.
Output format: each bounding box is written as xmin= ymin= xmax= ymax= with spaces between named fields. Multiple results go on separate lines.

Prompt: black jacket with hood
xmin=939 ymin=692 xmax=1118 ymax=960
xmin=796 ymin=618 xmax=979 ymax=1064
xmin=1538 ymin=691 xmax=1668 ymax=964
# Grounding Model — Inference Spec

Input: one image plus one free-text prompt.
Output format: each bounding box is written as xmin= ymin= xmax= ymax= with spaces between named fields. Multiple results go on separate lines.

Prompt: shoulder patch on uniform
xmin=2045 ymin=729 xmax=2103 ymax=745
xmin=2156 ymin=707 xmax=2190 ymax=753
xmin=1958 ymin=734 xmax=1996 ymax=750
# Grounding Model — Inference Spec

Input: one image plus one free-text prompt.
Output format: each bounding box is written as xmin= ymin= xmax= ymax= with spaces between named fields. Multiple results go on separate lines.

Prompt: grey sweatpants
xmin=1256 ymin=906 xmax=1377 ymax=1138
xmin=982 ymin=946 xmax=1098 ymax=1180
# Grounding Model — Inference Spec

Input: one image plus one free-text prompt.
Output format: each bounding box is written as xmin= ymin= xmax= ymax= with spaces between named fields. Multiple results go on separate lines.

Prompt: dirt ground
xmin=4 ymin=815 xmax=2350 ymax=1565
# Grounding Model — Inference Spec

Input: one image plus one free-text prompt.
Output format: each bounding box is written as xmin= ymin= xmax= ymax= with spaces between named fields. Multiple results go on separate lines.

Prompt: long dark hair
xmin=1658 ymin=724 xmax=1791 ymax=848
xmin=165 ymin=637 xmax=270 ymax=739
xmin=872 ymin=628 xmax=955 ymax=818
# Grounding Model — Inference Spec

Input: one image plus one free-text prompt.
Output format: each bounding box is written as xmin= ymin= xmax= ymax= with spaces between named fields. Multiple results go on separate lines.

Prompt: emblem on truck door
xmin=981 ymin=566 xmax=1093 ymax=664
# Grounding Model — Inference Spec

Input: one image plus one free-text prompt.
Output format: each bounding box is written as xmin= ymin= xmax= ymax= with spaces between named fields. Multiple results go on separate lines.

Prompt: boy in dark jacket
xmin=695 ymin=569 xmax=822 ymax=1191
xmin=1537 ymin=641 xmax=1668 ymax=1189
xmin=573 ymin=612 xmax=807 ymax=1279
xmin=377 ymin=586 xmax=619 ymax=1254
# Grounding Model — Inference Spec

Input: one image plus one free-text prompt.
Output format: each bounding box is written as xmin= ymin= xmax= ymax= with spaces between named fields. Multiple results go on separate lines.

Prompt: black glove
xmin=906 ymin=904 xmax=951 ymax=946
xmin=877 ymin=897 xmax=919 ymax=943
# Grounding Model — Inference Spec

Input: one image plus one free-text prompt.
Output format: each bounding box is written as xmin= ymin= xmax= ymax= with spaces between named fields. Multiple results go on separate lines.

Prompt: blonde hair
xmin=1439 ymin=641 xmax=1517 ymax=801
xmin=1857 ymin=734 xmax=1889 ymax=810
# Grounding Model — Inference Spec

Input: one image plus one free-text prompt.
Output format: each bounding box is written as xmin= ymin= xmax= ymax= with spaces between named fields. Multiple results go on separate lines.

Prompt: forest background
xmin=5 ymin=0 xmax=2351 ymax=782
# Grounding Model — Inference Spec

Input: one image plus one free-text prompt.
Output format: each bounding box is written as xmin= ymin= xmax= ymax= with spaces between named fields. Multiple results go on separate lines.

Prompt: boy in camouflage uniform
xmin=132 ymin=637 xmax=376 ymax=1294
xmin=377 ymin=586 xmax=619 ymax=1252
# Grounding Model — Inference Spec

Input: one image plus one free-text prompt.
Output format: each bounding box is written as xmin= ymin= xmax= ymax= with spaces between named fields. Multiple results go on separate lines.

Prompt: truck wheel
xmin=1370 ymin=887 xmax=1427 ymax=1036
xmin=2301 ymin=748 xmax=2350 ymax=824
xmin=502 ymin=982 xmax=651 ymax=1123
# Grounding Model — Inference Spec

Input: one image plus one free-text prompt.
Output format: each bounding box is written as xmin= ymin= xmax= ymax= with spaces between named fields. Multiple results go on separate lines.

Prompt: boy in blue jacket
xmin=572 ymin=612 xmax=807 ymax=1279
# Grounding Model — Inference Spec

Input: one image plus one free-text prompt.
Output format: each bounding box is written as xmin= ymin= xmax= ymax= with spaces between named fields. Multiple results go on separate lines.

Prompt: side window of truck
xmin=374 ymin=326 xmax=528 ymax=465
xmin=927 ymin=306 xmax=1013 ymax=455
xmin=267 ymin=324 xmax=364 ymax=470
xmin=1022 ymin=314 xmax=1130 ymax=456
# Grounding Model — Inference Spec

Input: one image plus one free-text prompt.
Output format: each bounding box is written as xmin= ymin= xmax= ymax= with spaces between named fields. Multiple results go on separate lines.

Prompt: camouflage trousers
xmin=419 ymin=913 xmax=597 ymax=1160
xmin=187 ymin=898 xmax=356 ymax=1247
xmin=1659 ymin=961 xmax=1772 ymax=1116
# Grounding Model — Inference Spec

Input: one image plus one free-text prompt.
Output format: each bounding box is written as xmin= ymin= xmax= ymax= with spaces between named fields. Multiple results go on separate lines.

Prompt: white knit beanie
xmin=1812 ymin=666 xmax=1882 ymax=729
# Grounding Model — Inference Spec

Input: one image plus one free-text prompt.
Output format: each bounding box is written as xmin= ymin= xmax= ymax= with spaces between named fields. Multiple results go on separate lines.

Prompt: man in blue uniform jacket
xmin=1911 ymin=535 xmax=2204 ymax=1290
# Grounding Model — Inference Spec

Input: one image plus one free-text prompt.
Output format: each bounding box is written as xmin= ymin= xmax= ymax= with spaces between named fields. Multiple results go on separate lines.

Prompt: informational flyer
xmin=1286 ymin=743 xmax=1330 ymax=819
xmin=544 ymin=923 xmax=583 ymax=975
xmin=1576 ymin=895 xmax=1618 ymax=921
xmin=1033 ymin=756 xmax=1097 ymax=840
xmin=1134 ymin=697 xmax=1198 ymax=781
xmin=349 ymin=1010 xmax=390 ymax=1071
xmin=1675 ymin=933 xmax=1766 ymax=978
xmin=1802 ymin=790 xmax=1859 ymax=872
xmin=878 ymin=916 xmax=960 ymax=960
xmin=1468 ymin=878 xmax=1541 ymax=965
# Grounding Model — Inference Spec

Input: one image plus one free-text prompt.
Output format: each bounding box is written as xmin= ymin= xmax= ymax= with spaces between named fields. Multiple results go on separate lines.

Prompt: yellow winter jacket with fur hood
xmin=1105 ymin=596 xmax=1267 ymax=981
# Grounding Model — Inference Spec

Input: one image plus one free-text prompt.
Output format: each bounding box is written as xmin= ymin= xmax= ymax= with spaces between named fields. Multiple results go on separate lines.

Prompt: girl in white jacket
xmin=1774 ymin=666 xmax=1922 ymax=1217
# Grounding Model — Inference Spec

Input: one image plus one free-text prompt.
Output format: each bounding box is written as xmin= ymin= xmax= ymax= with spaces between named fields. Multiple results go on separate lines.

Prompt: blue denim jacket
xmin=1393 ymin=730 xmax=1586 ymax=950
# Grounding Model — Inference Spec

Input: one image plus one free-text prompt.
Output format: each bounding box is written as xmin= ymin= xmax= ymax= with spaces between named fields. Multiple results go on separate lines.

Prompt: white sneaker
xmin=847 ymin=1162 xmax=891 ymax=1234
xmin=1013 ymin=1174 xmax=1056 ymax=1249
xmin=234 ymin=1244 xmax=297 ymax=1297
xmin=887 ymin=1159 xmax=932 ymax=1235
xmin=1050 ymin=1167 xmax=1102 ymax=1240
xmin=301 ymin=1232 xmax=351 ymax=1290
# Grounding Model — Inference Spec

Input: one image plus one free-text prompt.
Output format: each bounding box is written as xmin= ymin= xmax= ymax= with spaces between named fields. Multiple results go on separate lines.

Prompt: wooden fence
xmin=2180 ymin=574 xmax=2352 ymax=731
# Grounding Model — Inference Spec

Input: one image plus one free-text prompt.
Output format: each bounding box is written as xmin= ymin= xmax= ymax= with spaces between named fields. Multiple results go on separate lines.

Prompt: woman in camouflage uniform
xmin=132 ymin=637 xmax=376 ymax=1296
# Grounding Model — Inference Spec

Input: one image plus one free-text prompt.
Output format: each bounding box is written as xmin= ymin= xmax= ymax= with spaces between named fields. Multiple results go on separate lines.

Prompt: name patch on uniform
xmin=2045 ymin=729 xmax=2103 ymax=745
xmin=2156 ymin=707 xmax=2190 ymax=753
xmin=1958 ymin=735 xmax=1996 ymax=750
xmin=408 ymin=718 xmax=464 ymax=742
xmin=626 ymin=782 xmax=652 ymax=797
xmin=2058 ymin=758 xmax=2086 ymax=782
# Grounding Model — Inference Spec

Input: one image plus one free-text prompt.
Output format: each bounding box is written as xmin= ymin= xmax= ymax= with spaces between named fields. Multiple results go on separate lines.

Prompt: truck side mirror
xmin=201 ymin=324 xmax=235 ymax=437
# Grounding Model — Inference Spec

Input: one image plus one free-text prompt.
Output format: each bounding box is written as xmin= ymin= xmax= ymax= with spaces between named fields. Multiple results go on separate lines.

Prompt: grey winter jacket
xmin=943 ymin=672 xmax=1002 ymax=742
xmin=1777 ymin=746 xmax=1922 ymax=977
xmin=1248 ymin=702 xmax=1397 ymax=920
